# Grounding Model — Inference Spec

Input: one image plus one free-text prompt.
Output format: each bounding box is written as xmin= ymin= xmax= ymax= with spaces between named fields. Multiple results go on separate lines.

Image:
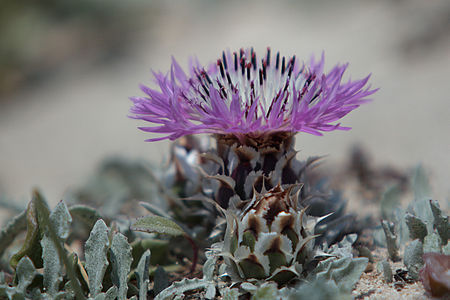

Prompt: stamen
xmin=262 ymin=61 xmax=267 ymax=80
xmin=266 ymin=47 xmax=271 ymax=66
xmin=222 ymin=51 xmax=228 ymax=70
xmin=201 ymin=71 xmax=212 ymax=85
xmin=275 ymin=52 xmax=280 ymax=70
xmin=234 ymin=52 xmax=238 ymax=71
xmin=281 ymin=57 xmax=286 ymax=75
xmin=288 ymin=56 xmax=295 ymax=77
xmin=218 ymin=60 xmax=225 ymax=78
xmin=251 ymin=52 xmax=256 ymax=70
xmin=226 ymin=72 xmax=232 ymax=85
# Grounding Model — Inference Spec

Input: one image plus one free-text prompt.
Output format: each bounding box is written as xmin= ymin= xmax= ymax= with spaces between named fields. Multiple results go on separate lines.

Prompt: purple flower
xmin=130 ymin=48 xmax=377 ymax=142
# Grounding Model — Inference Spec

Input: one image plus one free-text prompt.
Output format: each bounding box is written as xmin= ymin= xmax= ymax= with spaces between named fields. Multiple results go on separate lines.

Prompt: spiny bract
xmin=219 ymin=184 xmax=319 ymax=285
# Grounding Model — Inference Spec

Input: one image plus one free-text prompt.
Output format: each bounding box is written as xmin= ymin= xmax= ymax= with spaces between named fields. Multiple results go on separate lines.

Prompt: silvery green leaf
xmin=136 ymin=250 xmax=151 ymax=300
xmin=393 ymin=206 xmax=409 ymax=245
xmin=50 ymin=201 xmax=72 ymax=239
xmin=288 ymin=279 xmax=350 ymax=300
xmin=380 ymin=260 xmax=392 ymax=283
xmin=0 ymin=209 xmax=27 ymax=261
xmin=110 ymin=233 xmax=132 ymax=300
xmin=40 ymin=235 xmax=60 ymax=295
xmin=140 ymin=202 xmax=172 ymax=219
xmin=40 ymin=201 xmax=72 ymax=297
xmin=92 ymin=286 xmax=118 ymax=300
xmin=250 ymin=282 xmax=277 ymax=300
xmin=423 ymin=232 xmax=441 ymax=253
xmin=131 ymin=216 xmax=185 ymax=237
xmin=429 ymin=200 xmax=449 ymax=244
xmin=105 ymin=286 xmax=118 ymax=300
xmin=69 ymin=205 xmax=102 ymax=228
xmin=408 ymin=166 xmax=433 ymax=225
xmin=331 ymin=257 xmax=368 ymax=292
xmin=311 ymin=256 xmax=368 ymax=293
xmin=412 ymin=165 xmax=431 ymax=202
xmin=403 ymin=239 xmax=423 ymax=280
xmin=153 ymin=266 xmax=169 ymax=297
xmin=85 ymin=219 xmax=110 ymax=297
xmin=380 ymin=185 xmax=402 ymax=221
xmin=405 ymin=213 xmax=427 ymax=242
xmin=9 ymin=197 xmax=42 ymax=269
xmin=381 ymin=220 xmax=400 ymax=261
xmin=154 ymin=278 xmax=210 ymax=300
xmin=205 ymin=283 xmax=216 ymax=299
xmin=16 ymin=256 xmax=36 ymax=292
xmin=202 ymin=256 xmax=217 ymax=281
xmin=240 ymin=282 xmax=257 ymax=293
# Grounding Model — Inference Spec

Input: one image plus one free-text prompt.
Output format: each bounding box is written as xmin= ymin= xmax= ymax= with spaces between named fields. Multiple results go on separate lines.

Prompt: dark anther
xmin=288 ymin=56 xmax=295 ymax=77
xmin=217 ymin=80 xmax=228 ymax=98
xmin=201 ymin=83 xmax=210 ymax=96
xmin=240 ymin=58 xmax=245 ymax=76
xmin=283 ymin=81 xmax=289 ymax=92
xmin=275 ymin=52 xmax=280 ymax=70
xmin=240 ymin=48 xmax=244 ymax=60
xmin=202 ymin=71 xmax=213 ymax=85
xmin=234 ymin=52 xmax=238 ymax=71
xmin=195 ymin=71 xmax=203 ymax=83
xmin=251 ymin=52 xmax=256 ymax=70
xmin=226 ymin=72 xmax=232 ymax=85
xmin=262 ymin=61 xmax=267 ymax=80
xmin=281 ymin=57 xmax=286 ymax=74
xmin=218 ymin=60 xmax=225 ymax=78
xmin=259 ymin=69 xmax=263 ymax=85
xmin=310 ymin=89 xmax=322 ymax=103
xmin=222 ymin=51 xmax=228 ymax=70
xmin=246 ymin=63 xmax=251 ymax=81
xmin=266 ymin=47 xmax=271 ymax=66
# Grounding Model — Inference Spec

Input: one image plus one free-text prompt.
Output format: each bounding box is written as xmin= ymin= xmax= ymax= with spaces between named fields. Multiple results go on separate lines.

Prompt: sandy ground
xmin=0 ymin=0 xmax=449 ymax=208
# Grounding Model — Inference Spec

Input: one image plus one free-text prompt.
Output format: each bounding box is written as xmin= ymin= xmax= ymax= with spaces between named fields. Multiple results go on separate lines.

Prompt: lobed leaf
xmin=85 ymin=219 xmax=110 ymax=297
xmin=429 ymin=200 xmax=449 ymax=244
xmin=154 ymin=278 xmax=213 ymax=300
xmin=405 ymin=213 xmax=427 ymax=242
xmin=423 ymin=232 xmax=441 ymax=254
xmin=41 ymin=201 xmax=72 ymax=297
xmin=9 ymin=196 xmax=44 ymax=269
xmin=136 ymin=250 xmax=151 ymax=300
xmin=15 ymin=256 xmax=36 ymax=293
xmin=381 ymin=220 xmax=400 ymax=261
xmin=404 ymin=239 xmax=424 ymax=280
xmin=110 ymin=233 xmax=132 ymax=300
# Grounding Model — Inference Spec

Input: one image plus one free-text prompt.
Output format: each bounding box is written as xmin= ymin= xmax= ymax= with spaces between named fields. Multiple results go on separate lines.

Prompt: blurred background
xmin=1 ymin=0 xmax=449 ymax=210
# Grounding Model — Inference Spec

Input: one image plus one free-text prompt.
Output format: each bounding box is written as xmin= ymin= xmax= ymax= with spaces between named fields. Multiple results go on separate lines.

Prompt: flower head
xmin=130 ymin=48 xmax=376 ymax=143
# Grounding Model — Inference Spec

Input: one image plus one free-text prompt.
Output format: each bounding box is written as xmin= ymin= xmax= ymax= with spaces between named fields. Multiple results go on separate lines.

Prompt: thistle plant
xmin=129 ymin=47 xmax=376 ymax=295
xmin=0 ymin=48 xmax=378 ymax=299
